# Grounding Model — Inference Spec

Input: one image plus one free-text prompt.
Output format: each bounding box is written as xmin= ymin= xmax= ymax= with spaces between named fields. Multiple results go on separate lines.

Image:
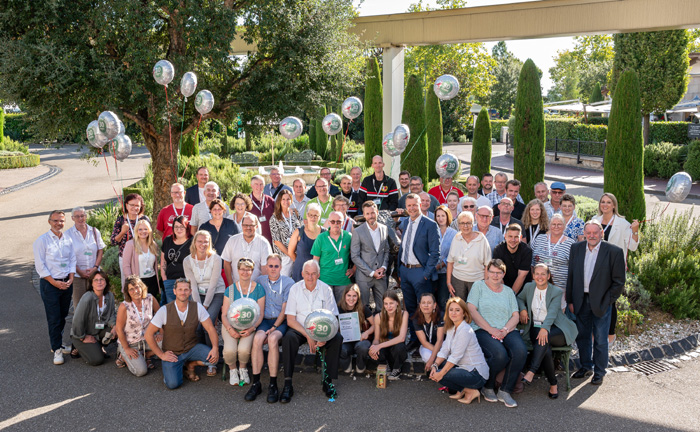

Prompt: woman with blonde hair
xmin=522 ymin=199 xmax=549 ymax=246
xmin=368 ymin=291 xmax=409 ymax=381
xmin=122 ymin=219 xmax=160 ymax=299
xmin=446 ymin=211 xmax=491 ymax=301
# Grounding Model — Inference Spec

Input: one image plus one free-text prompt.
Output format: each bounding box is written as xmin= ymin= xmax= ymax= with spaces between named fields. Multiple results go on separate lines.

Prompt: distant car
xmin=2 ymin=104 xmax=21 ymax=113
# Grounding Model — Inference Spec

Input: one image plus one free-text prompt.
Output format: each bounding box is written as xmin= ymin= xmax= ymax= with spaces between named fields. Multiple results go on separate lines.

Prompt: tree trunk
xmin=643 ymin=113 xmax=650 ymax=146
xmin=245 ymin=128 xmax=252 ymax=151
xmin=143 ymin=131 xmax=179 ymax=220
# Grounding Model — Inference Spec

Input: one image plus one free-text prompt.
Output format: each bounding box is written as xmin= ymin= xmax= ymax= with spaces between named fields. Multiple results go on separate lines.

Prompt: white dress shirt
xmin=285 ymin=280 xmax=338 ymax=325
xmin=65 ymin=225 xmax=105 ymax=275
xmin=221 ymin=233 xmax=272 ymax=283
xmin=402 ymin=214 xmax=422 ymax=265
xmin=33 ymin=231 xmax=77 ymax=279
xmin=583 ymin=242 xmax=601 ymax=294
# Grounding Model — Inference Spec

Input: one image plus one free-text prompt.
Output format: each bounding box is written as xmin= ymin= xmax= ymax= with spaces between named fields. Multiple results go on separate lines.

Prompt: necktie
xmin=403 ymin=220 xmax=414 ymax=264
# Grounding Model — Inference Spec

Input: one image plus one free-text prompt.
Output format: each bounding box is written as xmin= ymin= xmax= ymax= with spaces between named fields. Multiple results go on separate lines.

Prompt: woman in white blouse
xmin=122 ymin=220 xmax=160 ymax=299
xmin=430 ymin=296 xmax=489 ymax=405
xmin=446 ymin=212 xmax=491 ymax=301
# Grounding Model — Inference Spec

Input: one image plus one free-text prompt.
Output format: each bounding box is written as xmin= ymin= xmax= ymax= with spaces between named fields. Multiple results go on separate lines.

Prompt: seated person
xmin=71 ymin=271 xmax=116 ymax=366
xmin=337 ymin=285 xmax=375 ymax=374
xmin=413 ymin=293 xmax=445 ymax=374
xmin=368 ymin=291 xmax=409 ymax=381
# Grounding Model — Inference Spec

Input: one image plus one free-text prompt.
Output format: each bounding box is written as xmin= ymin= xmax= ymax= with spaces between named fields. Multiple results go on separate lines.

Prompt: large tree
xmin=488 ymin=42 xmax=522 ymax=119
xmin=548 ymin=35 xmax=613 ymax=103
xmin=0 ymin=0 xmax=362 ymax=213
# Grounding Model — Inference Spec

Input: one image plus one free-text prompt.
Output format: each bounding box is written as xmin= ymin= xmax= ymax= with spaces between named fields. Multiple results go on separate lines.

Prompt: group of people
xmin=34 ymin=156 xmax=635 ymax=407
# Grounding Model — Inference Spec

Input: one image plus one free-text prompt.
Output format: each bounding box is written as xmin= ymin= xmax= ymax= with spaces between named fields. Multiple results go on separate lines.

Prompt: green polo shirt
xmin=306 ymin=197 xmax=334 ymax=225
xmin=310 ymin=230 xmax=352 ymax=286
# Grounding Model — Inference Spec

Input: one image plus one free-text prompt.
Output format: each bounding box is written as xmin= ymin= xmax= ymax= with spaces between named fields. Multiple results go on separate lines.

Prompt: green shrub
xmin=308 ymin=119 xmax=317 ymax=155
xmin=489 ymin=119 xmax=508 ymax=141
xmin=87 ymin=201 xmax=123 ymax=244
xmin=570 ymin=124 xmax=608 ymax=142
xmin=683 ymin=140 xmax=700 ymax=181
xmin=616 ymin=295 xmax=645 ymax=335
xmin=587 ymin=117 xmax=608 ymax=126
xmin=364 ymin=57 xmax=383 ymax=168
xmin=656 ymin=281 xmax=700 ymax=319
xmin=401 ymin=74 xmax=428 ymax=185
xmin=471 ymin=108 xmax=492 ymax=180
xmin=101 ymin=245 xmax=121 ymax=276
xmin=572 ymin=194 xmax=598 ymax=222
xmin=457 ymin=134 xmax=467 ymax=143
xmin=179 ymin=154 xmax=254 ymax=201
xmin=650 ymin=121 xmax=691 ymax=145
xmin=426 ymin=87 xmax=443 ymax=180
xmin=0 ymin=108 xmax=4 ymax=142
xmin=0 ymin=137 xmax=29 ymax=154
xmin=316 ymin=106 xmax=327 ymax=159
xmin=0 ymin=152 xmax=40 ymax=169
xmin=624 ymin=272 xmax=653 ymax=313
xmin=643 ymin=142 xmax=688 ymax=178
xmin=544 ymin=117 xmax=578 ymax=140
xmin=443 ymin=134 xmax=454 ymax=144
xmin=3 ymin=113 xmax=34 ymax=142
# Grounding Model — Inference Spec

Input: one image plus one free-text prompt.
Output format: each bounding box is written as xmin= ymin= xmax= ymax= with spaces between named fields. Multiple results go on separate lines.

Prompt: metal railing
xmin=506 ymin=134 xmax=606 ymax=166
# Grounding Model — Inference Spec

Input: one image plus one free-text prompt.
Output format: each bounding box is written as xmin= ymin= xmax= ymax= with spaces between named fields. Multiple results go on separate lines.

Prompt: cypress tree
xmin=336 ymin=102 xmax=344 ymax=162
xmin=513 ymin=59 xmax=545 ymax=203
xmin=471 ymin=107 xmax=492 ymax=180
xmin=309 ymin=119 xmax=317 ymax=154
xmin=401 ymin=74 xmax=428 ymax=186
xmin=604 ymin=70 xmax=645 ymax=221
xmin=425 ymin=85 xmax=443 ymax=180
xmin=364 ymin=57 xmax=383 ymax=168
xmin=315 ymin=105 xmax=327 ymax=159
xmin=589 ymin=82 xmax=603 ymax=103
xmin=0 ymin=108 xmax=4 ymax=143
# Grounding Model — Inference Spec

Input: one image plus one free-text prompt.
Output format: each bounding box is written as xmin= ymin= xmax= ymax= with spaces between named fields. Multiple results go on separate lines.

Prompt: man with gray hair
xmin=291 ymin=178 xmax=310 ymax=216
xmin=189 ymin=181 xmax=230 ymax=234
xmin=534 ymin=181 xmax=549 ymax=204
xmin=398 ymin=176 xmax=439 ymax=212
xmin=222 ymin=213 xmax=272 ymax=284
xmin=264 ymin=167 xmax=293 ymax=199
xmin=156 ymin=182 xmax=193 ymax=239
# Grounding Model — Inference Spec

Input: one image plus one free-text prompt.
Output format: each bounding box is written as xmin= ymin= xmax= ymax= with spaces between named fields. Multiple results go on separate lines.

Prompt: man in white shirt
xmin=544 ymin=182 xmax=566 ymax=218
xmin=185 ymin=166 xmax=209 ymax=205
xmin=33 ymin=210 xmax=77 ymax=365
xmin=351 ymin=201 xmax=390 ymax=310
xmin=291 ymin=178 xmax=310 ymax=217
xmin=190 ymin=181 xmax=229 ymax=234
xmin=280 ymin=260 xmax=342 ymax=403
xmin=222 ymin=214 xmax=272 ymax=284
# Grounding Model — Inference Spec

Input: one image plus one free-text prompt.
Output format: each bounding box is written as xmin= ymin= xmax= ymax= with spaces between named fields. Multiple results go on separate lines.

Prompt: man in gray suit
xmin=351 ymin=201 xmax=390 ymax=311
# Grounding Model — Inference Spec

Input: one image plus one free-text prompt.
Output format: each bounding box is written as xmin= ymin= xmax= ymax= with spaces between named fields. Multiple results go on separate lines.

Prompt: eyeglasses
xmin=73 ymin=214 xmax=86 ymax=218
xmin=173 ymin=225 xmax=186 ymax=230
xmin=242 ymin=224 xmax=256 ymax=228
xmin=488 ymin=270 xmax=505 ymax=275
xmin=126 ymin=203 xmax=140 ymax=208
xmin=329 ymin=220 xmax=342 ymax=225
xmin=463 ymin=205 xmax=475 ymax=209
xmin=267 ymin=264 xmax=280 ymax=268
xmin=49 ymin=219 xmax=65 ymax=223
xmin=459 ymin=222 xmax=473 ymax=226
xmin=551 ymin=190 xmax=564 ymax=194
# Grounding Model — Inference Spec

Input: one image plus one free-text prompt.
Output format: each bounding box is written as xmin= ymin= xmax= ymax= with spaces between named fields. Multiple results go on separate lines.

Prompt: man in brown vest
xmin=145 ymin=278 xmax=219 ymax=389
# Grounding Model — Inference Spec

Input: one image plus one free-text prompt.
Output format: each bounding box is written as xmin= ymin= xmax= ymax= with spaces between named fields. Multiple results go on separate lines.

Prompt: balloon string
xmin=178 ymin=97 xmax=187 ymax=178
xmin=317 ymin=347 xmax=336 ymax=402
xmin=337 ymin=119 xmax=353 ymax=163
xmin=101 ymin=149 xmax=125 ymax=215
xmin=397 ymin=124 xmax=428 ymax=165
xmin=112 ymin=141 xmax=126 ymax=203
xmin=164 ymin=84 xmax=177 ymax=180
xmin=640 ymin=201 xmax=670 ymax=223
xmin=180 ymin=114 xmax=202 ymax=181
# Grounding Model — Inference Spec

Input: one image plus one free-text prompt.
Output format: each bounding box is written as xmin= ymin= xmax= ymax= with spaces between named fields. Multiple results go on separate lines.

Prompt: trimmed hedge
xmin=644 ymin=142 xmax=688 ymax=179
xmin=3 ymin=113 xmax=34 ymax=142
xmin=489 ymin=120 xmax=508 ymax=141
xmin=684 ymin=140 xmax=700 ymax=181
xmin=0 ymin=152 xmax=40 ymax=169
xmin=544 ymin=117 xmax=578 ymax=140
xmin=588 ymin=117 xmax=608 ymax=126
xmin=573 ymin=194 xmax=599 ymax=222
xmin=570 ymin=124 xmax=608 ymax=142
xmin=650 ymin=121 xmax=691 ymax=145
xmin=364 ymin=57 xmax=383 ymax=168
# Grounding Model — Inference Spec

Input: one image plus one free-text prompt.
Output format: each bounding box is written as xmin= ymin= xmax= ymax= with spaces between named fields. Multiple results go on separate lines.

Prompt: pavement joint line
xmin=0 ymin=163 xmax=62 ymax=196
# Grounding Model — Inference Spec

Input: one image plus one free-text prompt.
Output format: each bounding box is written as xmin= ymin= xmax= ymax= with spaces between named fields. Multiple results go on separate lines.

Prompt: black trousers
xmin=380 ymin=342 xmax=408 ymax=371
xmin=528 ymin=325 xmax=567 ymax=385
xmin=282 ymin=329 xmax=343 ymax=380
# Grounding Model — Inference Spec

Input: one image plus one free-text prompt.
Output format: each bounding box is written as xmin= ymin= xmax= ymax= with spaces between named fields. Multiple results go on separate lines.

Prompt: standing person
xmin=368 ymin=291 xmax=409 ymax=381
xmin=311 ymin=211 xmax=355 ymax=302
xmin=534 ymin=182 xmax=549 ymax=204
xmin=199 ymin=199 xmax=239 ymax=258
xmin=485 ymin=172 xmax=509 ymax=207
xmin=492 ymin=224 xmax=533 ymax=295
xmin=567 ymin=220 xmax=626 ymax=386
xmin=264 ymin=167 xmax=293 ymax=199
xmin=338 ymin=174 xmax=359 ymax=219
xmin=429 ymin=175 xmax=464 ymax=205
xmin=280 ymin=260 xmax=343 ymax=403
xmin=531 ymin=214 xmax=575 ymax=301
xmin=462 ymin=176 xmax=491 ymax=210
xmin=474 ymin=206 xmax=504 ymax=252
xmin=328 ymin=196 xmax=354 ymax=233
xmin=337 ymin=285 xmax=375 ymax=374
xmin=34 ymin=210 xmax=76 ymax=364
xmin=156 ymin=183 xmax=194 ymax=239
xmin=350 ymin=166 xmax=363 ymax=193
xmin=358 ymin=155 xmax=399 ymax=211
xmin=419 ymin=192 xmax=435 ymax=219
xmin=288 ymin=203 xmax=325 ymax=282
xmin=398 ymin=176 xmax=440 ymax=212
xmin=144 ymin=279 xmax=219 ymax=389
xmin=70 ymin=271 xmax=116 ymax=366
xmin=413 ymin=293 xmax=445 ymax=373
xmin=434 ymin=206 xmax=458 ymax=311
xmin=493 ymin=180 xmax=525 ymax=220
xmin=544 ymin=182 xmax=566 ymax=218
xmin=522 ymin=199 xmax=549 ymax=246
xmin=291 ymin=178 xmax=310 ymax=217
xmin=249 ymin=175 xmax=275 ymax=244
xmin=189 ymin=181 xmax=229 ymax=234
xmin=185 ymin=166 xmax=210 ymax=205
xmin=306 ymin=178 xmax=334 ymax=225
xmin=398 ymin=170 xmax=411 ymax=198
xmin=270 ymin=189 xmax=304 ymax=277
xmin=230 ymin=193 xmax=261 ymax=236
xmin=160 ymin=216 xmax=192 ymax=303
xmin=490 ymin=197 xmax=524 ymax=235
xmin=110 ymin=193 xmax=150 ymax=287
xmin=446 ymin=212 xmax=491 ymax=301
xmin=122 ymin=220 xmax=160 ymax=299
xmin=561 ymin=194 xmax=585 ymax=242
xmin=478 ymin=173 xmax=494 ymax=196
xmin=222 ymin=214 xmax=272 ymax=285
xmin=306 ymin=167 xmax=341 ymax=198
xmin=246 ymin=254 xmax=295 ymax=402
xmin=351 ymin=201 xmax=390 ymax=310
xmin=446 ymin=190 xmax=461 ymax=221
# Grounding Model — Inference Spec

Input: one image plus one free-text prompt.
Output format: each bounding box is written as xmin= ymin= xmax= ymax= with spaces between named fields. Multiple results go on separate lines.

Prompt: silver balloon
xmin=118 ymin=120 xmax=125 ymax=136
xmin=112 ymin=134 xmax=132 ymax=162
xmin=393 ymin=124 xmax=410 ymax=152
xmin=435 ymin=153 xmax=461 ymax=178
xmin=86 ymin=120 xmax=108 ymax=149
xmin=665 ymin=172 xmax=693 ymax=203
xmin=153 ymin=60 xmax=175 ymax=86
xmin=279 ymin=116 xmax=303 ymax=140
xmin=382 ymin=132 xmax=401 ymax=157
xmin=180 ymin=72 xmax=197 ymax=98
xmin=322 ymin=113 xmax=343 ymax=135
xmin=341 ymin=96 xmax=363 ymax=120
xmin=227 ymin=298 xmax=261 ymax=331
xmin=433 ymin=74 xmax=460 ymax=101
xmin=303 ymin=309 xmax=339 ymax=343
xmin=195 ymin=90 xmax=214 ymax=115
xmin=98 ymin=111 xmax=121 ymax=140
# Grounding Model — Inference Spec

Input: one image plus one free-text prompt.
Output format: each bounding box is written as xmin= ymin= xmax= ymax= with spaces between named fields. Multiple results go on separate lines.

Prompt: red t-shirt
xmin=428 ymin=185 xmax=464 ymax=204
xmin=156 ymin=203 xmax=193 ymax=238
xmin=249 ymin=194 xmax=275 ymax=244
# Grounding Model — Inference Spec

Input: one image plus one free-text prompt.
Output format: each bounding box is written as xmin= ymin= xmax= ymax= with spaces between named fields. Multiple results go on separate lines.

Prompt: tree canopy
xmin=488 ymin=42 xmax=522 ymax=119
xmin=548 ymin=35 xmax=613 ymax=103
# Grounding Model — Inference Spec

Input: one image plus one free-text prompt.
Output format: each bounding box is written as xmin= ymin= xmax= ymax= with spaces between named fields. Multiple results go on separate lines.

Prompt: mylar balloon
xmin=322 ymin=113 xmax=343 ymax=135
xmin=98 ymin=111 xmax=121 ymax=140
xmin=382 ymin=133 xmax=401 ymax=157
xmin=227 ymin=298 xmax=260 ymax=331
xmin=113 ymin=134 xmax=132 ymax=162
xmin=195 ymin=90 xmax=214 ymax=115
xmin=153 ymin=60 xmax=175 ymax=86
xmin=118 ymin=120 xmax=125 ymax=136
xmin=435 ymin=153 xmax=461 ymax=178
xmin=279 ymin=116 xmax=303 ymax=140
xmin=433 ymin=74 xmax=460 ymax=101
xmin=393 ymin=124 xmax=410 ymax=152
xmin=303 ymin=309 xmax=339 ymax=343
xmin=86 ymin=120 xmax=108 ymax=149
xmin=341 ymin=97 xmax=363 ymax=120
xmin=665 ymin=172 xmax=693 ymax=203
xmin=180 ymin=72 xmax=197 ymax=98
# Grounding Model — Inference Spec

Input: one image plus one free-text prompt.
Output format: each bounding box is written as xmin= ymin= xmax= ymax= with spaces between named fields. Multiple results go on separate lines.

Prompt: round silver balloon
xmin=393 ymin=124 xmax=410 ymax=152
xmin=382 ymin=132 xmax=401 ymax=157
xmin=322 ymin=113 xmax=343 ymax=135
xmin=341 ymin=96 xmax=363 ymax=120
xmin=227 ymin=298 xmax=261 ymax=331
xmin=86 ymin=120 xmax=108 ymax=149
xmin=665 ymin=171 xmax=693 ymax=203
xmin=195 ymin=90 xmax=214 ymax=115
xmin=433 ymin=74 xmax=460 ymax=101
xmin=435 ymin=153 xmax=461 ymax=178
xmin=118 ymin=120 xmax=125 ymax=136
xmin=180 ymin=71 xmax=197 ymax=98
xmin=98 ymin=111 xmax=121 ymax=140
xmin=279 ymin=116 xmax=303 ymax=140
xmin=303 ymin=309 xmax=339 ymax=343
xmin=112 ymin=134 xmax=132 ymax=162
xmin=153 ymin=60 xmax=175 ymax=86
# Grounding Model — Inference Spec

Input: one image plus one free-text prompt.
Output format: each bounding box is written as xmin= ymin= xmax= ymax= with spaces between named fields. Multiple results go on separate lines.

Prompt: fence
xmin=506 ymin=134 xmax=606 ymax=166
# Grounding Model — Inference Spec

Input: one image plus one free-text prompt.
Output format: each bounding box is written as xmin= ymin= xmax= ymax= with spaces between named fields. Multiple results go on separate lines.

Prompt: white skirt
xmin=281 ymin=254 xmax=293 ymax=277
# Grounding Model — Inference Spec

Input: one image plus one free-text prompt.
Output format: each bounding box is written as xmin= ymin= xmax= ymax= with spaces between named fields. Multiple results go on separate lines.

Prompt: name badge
xmin=458 ymin=256 xmax=468 ymax=265
xmin=320 ymin=218 xmax=327 ymax=224
xmin=533 ymin=321 xmax=543 ymax=328
xmin=542 ymin=258 xmax=553 ymax=267
xmin=84 ymin=251 xmax=93 ymax=256
xmin=95 ymin=323 xmax=105 ymax=330
xmin=259 ymin=216 xmax=267 ymax=222
xmin=334 ymin=258 xmax=344 ymax=266
xmin=199 ymin=287 xmax=206 ymax=295
xmin=373 ymin=198 xmax=382 ymax=205
xmin=60 ymin=263 xmax=67 ymax=268
xmin=144 ymin=268 xmax=153 ymax=276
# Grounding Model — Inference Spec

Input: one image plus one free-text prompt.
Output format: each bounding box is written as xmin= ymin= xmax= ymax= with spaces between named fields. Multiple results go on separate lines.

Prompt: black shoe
xmin=279 ymin=383 xmax=294 ymax=404
xmin=590 ymin=374 xmax=604 ymax=386
xmin=244 ymin=381 xmax=262 ymax=401
xmin=571 ymin=368 xmax=593 ymax=379
xmin=322 ymin=381 xmax=337 ymax=398
xmin=267 ymin=384 xmax=279 ymax=403
xmin=548 ymin=391 xmax=559 ymax=399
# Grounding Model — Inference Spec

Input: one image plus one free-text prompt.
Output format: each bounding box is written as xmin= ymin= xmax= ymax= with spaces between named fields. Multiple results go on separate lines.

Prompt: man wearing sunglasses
xmin=544 ymin=182 xmax=566 ymax=219
xmin=310 ymin=211 xmax=355 ymax=303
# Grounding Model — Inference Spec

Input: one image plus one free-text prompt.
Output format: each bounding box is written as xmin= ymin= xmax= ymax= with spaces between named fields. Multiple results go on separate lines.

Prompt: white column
xmin=382 ymin=46 xmax=405 ymax=181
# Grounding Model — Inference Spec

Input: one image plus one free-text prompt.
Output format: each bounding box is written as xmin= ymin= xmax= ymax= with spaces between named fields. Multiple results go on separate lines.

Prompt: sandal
xmin=115 ymin=354 xmax=126 ymax=369
xmin=207 ymin=365 xmax=217 ymax=377
xmin=185 ymin=368 xmax=200 ymax=382
xmin=70 ymin=348 xmax=80 ymax=359
xmin=146 ymin=358 xmax=155 ymax=370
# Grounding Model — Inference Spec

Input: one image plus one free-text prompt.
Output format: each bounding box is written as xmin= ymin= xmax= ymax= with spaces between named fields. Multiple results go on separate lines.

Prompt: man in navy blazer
xmin=185 ymin=166 xmax=209 ymax=206
xmin=398 ymin=193 xmax=440 ymax=342
xmin=566 ymin=220 xmax=625 ymax=386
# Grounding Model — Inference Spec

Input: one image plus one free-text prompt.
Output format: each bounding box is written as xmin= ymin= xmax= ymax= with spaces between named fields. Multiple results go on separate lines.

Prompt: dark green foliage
xmin=544 ymin=117 xmax=578 ymax=140
xmin=572 ymin=195 xmax=599 ymax=222
xmin=588 ymin=117 xmax=608 ymax=126
xmin=643 ymin=142 xmax=688 ymax=179
xmin=513 ymin=59 xmax=545 ymax=203
xmin=649 ymin=122 xmax=692 ymax=145
xmin=570 ymin=124 xmax=608 ymax=142
xmin=309 ymin=119 xmax=317 ymax=154
xmin=0 ymin=152 xmax=40 ymax=169
xmin=471 ymin=108 xmax=492 ymax=180
xmin=180 ymin=132 xmax=199 ymax=157
xmin=489 ymin=120 xmax=508 ymax=141
xmin=425 ymin=86 xmax=443 ymax=180
xmin=316 ymin=106 xmax=327 ymax=159
xmin=684 ymin=140 xmax=700 ymax=181
xmin=2 ymin=113 xmax=33 ymax=142
xmin=336 ymin=103 xmax=344 ymax=162
xmin=604 ymin=70 xmax=645 ymax=221
xmin=0 ymin=108 xmax=4 ymax=142
xmin=364 ymin=57 xmax=383 ymax=168
xmin=589 ymin=82 xmax=603 ymax=103
xmin=401 ymin=75 xmax=428 ymax=185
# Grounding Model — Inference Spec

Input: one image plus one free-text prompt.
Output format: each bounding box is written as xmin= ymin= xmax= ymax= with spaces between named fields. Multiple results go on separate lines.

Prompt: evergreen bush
xmin=683 ymin=140 xmax=700 ymax=181
xmin=364 ymin=57 xmax=383 ymax=168
xmin=489 ymin=119 xmax=508 ymax=141
xmin=401 ymin=75 xmax=428 ymax=185
xmin=471 ymin=108 xmax=492 ymax=180
xmin=425 ymin=86 xmax=443 ymax=180
xmin=643 ymin=142 xmax=688 ymax=178
xmin=309 ymin=119 xmax=317 ymax=154
xmin=649 ymin=121 xmax=691 ymax=145
xmin=316 ymin=106 xmax=327 ymax=159
xmin=0 ymin=108 xmax=4 ymax=142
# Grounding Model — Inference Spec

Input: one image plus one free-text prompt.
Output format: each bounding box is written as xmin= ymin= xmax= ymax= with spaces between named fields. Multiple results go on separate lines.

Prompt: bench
xmin=524 ymin=344 xmax=573 ymax=390
xmin=284 ymin=151 xmax=314 ymax=163
xmin=231 ymin=152 xmax=259 ymax=165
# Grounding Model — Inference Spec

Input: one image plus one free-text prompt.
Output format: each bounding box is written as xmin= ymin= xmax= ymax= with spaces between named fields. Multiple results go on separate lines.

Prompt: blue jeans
xmin=162 ymin=279 xmax=177 ymax=304
xmin=40 ymin=278 xmax=73 ymax=351
xmin=575 ymin=297 xmax=612 ymax=376
xmin=399 ymin=266 xmax=433 ymax=340
xmin=475 ymin=329 xmax=527 ymax=394
xmin=437 ymin=365 xmax=486 ymax=392
xmin=197 ymin=293 xmax=223 ymax=347
xmin=161 ymin=343 xmax=214 ymax=389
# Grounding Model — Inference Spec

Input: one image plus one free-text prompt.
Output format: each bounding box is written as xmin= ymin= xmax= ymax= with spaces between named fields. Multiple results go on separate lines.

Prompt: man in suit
xmin=566 ymin=220 xmax=625 ymax=385
xmin=351 ymin=201 xmax=390 ymax=311
xmin=185 ymin=166 xmax=209 ymax=205
xmin=398 ymin=193 xmax=440 ymax=342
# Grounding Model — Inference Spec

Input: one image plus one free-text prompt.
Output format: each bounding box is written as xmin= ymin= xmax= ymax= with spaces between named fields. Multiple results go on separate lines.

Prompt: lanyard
xmin=50 ymin=233 xmax=65 ymax=260
xmin=547 ymin=234 xmax=565 ymax=257
xmin=172 ymin=204 xmax=185 ymax=219
xmin=423 ymin=321 xmax=434 ymax=343
xmin=251 ymin=194 xmax=266 ymax=213
xmin=373 ymin=177 xmax=385 ymax=197
xmin=328 ymin=233 xmax=343 ymax=258
xmin=97 ymin=298 xmax=106 ymax=321
xmin=237 ymin=281 xmax=253 ymax=300
xmin=602 ymin=215 xmax=615 ymax=236
xmin=282 ymin=211 xmax=294 ymax=233
xmin=439 ymin=186 xmax=451 ymax=203
xmin=193 ymin=254 xmax=209 ymax=282
xmin=127 ymin=215 xmax=140 ymax=241
xmin=131 ymin=300 xmax=146 ymax=330
xmin=529 ymin=224 xmax=540 ymax=244
xmin=267 ymin=277 xmax=281 ymax=296
xmin=318 ymin=199 xmax=332 ymax=216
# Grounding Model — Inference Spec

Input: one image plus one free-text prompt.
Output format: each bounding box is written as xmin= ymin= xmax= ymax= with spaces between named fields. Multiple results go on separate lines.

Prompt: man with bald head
xmin=357 ymin=155 xmax=398 ymax=211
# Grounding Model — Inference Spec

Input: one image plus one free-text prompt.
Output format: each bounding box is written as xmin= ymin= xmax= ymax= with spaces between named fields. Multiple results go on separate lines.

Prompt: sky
xmin=353 ymin=0 xmax=575 ymax=91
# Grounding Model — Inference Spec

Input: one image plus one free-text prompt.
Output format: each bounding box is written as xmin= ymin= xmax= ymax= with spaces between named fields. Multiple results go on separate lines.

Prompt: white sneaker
xmin=344 ymin=363 xmax=353 ymax=374
xmin=229 ymin=367 xmax=239 ymax=386
xmin=53 ymin=350 xmax=64 ymax=365
xmin=239 ymin=368 xmax=250 ymax=385
xmin=356 ymin=365 xmax=366 ymax=374
xmin=61 ymin=344 xmax=71 ymax=355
